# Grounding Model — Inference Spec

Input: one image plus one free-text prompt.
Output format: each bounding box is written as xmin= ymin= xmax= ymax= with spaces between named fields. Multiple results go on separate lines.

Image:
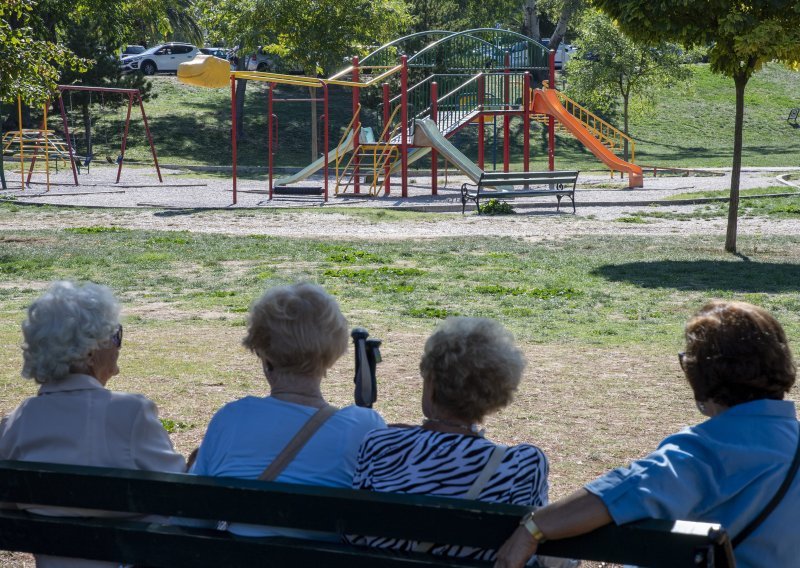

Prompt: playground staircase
xmin=530 ymin=89 xmax=635 ymax=161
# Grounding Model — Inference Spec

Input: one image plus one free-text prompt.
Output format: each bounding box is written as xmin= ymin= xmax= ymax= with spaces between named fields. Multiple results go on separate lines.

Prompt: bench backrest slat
xmin=0 ymin=460 xmax=735 ymax=567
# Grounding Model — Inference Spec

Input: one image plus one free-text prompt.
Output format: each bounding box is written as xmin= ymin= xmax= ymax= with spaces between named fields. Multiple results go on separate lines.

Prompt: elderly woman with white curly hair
xmin=189 ymin=282 xmax=385 ymax=538
xmin=0 ymin=281 xmax=186 ymax=568
xmin=348 ymin=317 xmax=573 ymax=567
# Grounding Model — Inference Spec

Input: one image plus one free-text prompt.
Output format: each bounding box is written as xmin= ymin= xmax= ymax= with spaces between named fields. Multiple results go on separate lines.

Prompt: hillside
xmin=49 ymin=63 xmax=800 ymax=171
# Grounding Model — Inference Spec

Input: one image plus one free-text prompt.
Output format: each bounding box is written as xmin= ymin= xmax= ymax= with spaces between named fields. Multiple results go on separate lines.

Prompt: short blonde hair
xmin=242 ymin=283 xmax=348 ymax=377
xmin=21 ymin=281 xmax=120 ymax=384
xmin=420 ymin=317 xmax=526 ymax=423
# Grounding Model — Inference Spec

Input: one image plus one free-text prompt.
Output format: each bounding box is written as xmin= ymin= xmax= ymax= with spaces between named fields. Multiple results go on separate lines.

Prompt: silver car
xmin=120 ymin=43 xmax=199 ymax=75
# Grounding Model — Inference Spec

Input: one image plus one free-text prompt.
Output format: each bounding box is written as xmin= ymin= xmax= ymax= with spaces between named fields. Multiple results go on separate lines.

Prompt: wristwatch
xmin=519 ymin=511 xmax=547 ymax=543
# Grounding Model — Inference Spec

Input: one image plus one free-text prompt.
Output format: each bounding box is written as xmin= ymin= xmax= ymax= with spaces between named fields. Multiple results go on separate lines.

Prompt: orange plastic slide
xmin=532 ymin=89 xmax=643 ymax=188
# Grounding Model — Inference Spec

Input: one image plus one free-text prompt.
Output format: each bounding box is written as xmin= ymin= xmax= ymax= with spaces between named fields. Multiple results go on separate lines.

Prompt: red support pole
xmin=503 ymin=53 xmax=511 ymax=173
xmin=352 ymin=56 xmax=361 ymax=194
xmin=137 ymin=93 xmax=162 ymax=182
xmin=231 ymin=75 xmax=238 ymax=205
xmin=548 ymin=50 xmax=556 ymax=171
xmin=523 ymin=73 xmax=531 ymax=172
xmin=430 ymin=82 xmax=438 ymax=196
xmin=478 ymin=75 xmax=485 ymax=170
xmin=323 ymin=81 xmax=329 ymax=202
xmin=400 ymin=55 xmax=408 ymax=198
xmin=116 ymin=93 xmax=133 ymax=183
xmin=58 ymin=95 xmax=80 ymax=186
xmin=268 ymin=84 xmax=274 ymax=200
xmin=382 ymin=82 xmax=391 ymax=195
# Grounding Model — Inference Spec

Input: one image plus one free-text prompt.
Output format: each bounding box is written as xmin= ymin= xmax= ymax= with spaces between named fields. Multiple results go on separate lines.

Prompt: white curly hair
xmin=21 ymin=281 xmax=121 ymax=384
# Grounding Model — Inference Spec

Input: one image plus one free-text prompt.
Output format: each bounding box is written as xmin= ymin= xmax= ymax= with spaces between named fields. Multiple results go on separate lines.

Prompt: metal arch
xmin=407 ymin=28 xmax=549 ymax=71
xmin=359 ymin=31 xmax=456 ymax=66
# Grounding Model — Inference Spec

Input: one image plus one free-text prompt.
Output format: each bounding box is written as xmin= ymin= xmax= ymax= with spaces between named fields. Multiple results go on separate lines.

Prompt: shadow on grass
xmin=594 ymin=260 xmax=800 ymax=292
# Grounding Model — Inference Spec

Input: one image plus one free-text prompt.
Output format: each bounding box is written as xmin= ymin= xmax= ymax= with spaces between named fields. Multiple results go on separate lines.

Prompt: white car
xmin=541 ymin=39 xmax=577 ymax=69
xmin=120 ymin=43 xmax=199 ymax=75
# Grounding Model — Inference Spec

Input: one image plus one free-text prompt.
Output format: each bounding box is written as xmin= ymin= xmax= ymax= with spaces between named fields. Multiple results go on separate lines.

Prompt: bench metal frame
xmin=0 ymin=460 xmax=735 ymax=567
xmin=461 ymin=170 xmax=579 ymax=215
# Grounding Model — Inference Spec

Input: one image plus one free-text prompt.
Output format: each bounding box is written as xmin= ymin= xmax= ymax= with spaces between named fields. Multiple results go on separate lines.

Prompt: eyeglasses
xmin=678 ymin=351 xmax=686 ymax=371
xmin=111 ymin=325 xmax=123 ymax=348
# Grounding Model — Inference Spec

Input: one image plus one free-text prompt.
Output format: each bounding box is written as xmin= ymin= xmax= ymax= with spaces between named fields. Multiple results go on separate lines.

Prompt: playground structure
xmin=178 ymin=29 xmax=643 ymax=204
xmin=2 ymin=87 xmax=162 ymax=190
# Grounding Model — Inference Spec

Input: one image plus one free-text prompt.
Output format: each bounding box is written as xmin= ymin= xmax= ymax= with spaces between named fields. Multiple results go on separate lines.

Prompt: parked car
xmin=541 ymin=39 xmax=577 ymax=69
xmin=120 ymin=43 xmax=199 ymax=75
xmin=200 ymin=47 xmax=229 ymax=59
xmin=121 ymin=45 xmax=146 ymax=57
xmin=246 ymin=47 xmax=274 ymax=71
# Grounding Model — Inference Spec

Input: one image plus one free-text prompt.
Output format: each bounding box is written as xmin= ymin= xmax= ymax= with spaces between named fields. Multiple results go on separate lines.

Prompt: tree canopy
xmin=566 ymin=9 xmax=690 ymax=157
xmin=593 ymin=0 xmax=800 ymax=252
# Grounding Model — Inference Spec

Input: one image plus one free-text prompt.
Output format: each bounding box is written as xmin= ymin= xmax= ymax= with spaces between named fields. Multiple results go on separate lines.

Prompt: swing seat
xmin=74 ymin=154 xmax=93 ymax=174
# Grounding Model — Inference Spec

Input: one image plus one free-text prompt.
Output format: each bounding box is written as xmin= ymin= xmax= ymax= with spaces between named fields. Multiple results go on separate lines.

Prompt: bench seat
xmin=461 ymin=170 xmax=579 ymax=214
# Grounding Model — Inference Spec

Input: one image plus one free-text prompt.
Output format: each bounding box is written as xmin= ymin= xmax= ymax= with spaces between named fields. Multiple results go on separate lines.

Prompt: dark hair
xmin=682 ymin=301 xmax=795 ymax=407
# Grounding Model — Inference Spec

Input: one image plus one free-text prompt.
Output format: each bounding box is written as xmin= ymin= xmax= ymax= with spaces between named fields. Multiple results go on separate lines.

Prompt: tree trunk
xmin=725 ymin=73 xmax=748 ymax=253
xmin=549 ymin=0 xmax=581 ymax=51
xmin=81 ymin=102 xmax=93 ymax=157
xmin=523 ymin=0 xmax=540 ymax=41
xmin=623 ymin=93 xmax=629 ymax=162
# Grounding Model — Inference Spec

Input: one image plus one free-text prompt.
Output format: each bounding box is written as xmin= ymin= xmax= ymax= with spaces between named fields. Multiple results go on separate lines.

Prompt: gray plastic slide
xmin=274 ymin=130 xmax=355 ymax=186
xmin=412 ymin=118 xmax=484 ymax=183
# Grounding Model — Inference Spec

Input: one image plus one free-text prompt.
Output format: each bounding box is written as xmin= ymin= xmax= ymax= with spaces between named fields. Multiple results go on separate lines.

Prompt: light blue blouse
xmin=585 ymin=399 xmax=799 ymax=568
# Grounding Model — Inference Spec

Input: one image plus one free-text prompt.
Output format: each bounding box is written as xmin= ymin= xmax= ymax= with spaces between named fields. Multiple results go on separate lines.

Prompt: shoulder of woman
xmin=338 ymin=405 xmax=386 ymax=427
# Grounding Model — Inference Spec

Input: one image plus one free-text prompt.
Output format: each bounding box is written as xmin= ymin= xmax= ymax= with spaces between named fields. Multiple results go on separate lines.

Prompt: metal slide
xmin=274 ymin=130 xmax=355 ymax=186
xmin=532 ymin=89 xmax=643 ymax=188
xmin=412 ymin=118 xmax=484 ymax=183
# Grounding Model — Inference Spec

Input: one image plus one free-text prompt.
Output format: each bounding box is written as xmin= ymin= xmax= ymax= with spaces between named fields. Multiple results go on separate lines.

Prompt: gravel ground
xmin=1 ymin=163 xmax=799 ymax=239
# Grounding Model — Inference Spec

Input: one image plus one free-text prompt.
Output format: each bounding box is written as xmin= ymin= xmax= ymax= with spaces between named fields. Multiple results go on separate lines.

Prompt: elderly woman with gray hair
xmin=189 ymin=282 xmax=385 ymax=537
xmin=349 ymin=317 xmax=571 ymax=566
xmin=0 ymin=281 xmax=185 ymax=568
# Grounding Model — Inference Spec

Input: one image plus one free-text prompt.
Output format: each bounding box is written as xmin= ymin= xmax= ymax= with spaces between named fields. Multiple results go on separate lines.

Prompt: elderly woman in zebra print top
xmin=348 ymin=317 xmax=573 ymax=566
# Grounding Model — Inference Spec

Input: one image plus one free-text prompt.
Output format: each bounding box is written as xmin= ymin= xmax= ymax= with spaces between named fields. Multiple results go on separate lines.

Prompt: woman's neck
xmin=268 ymin=372 xmax=326 ymax=408
xmin=422 ymin=416 xmax=484 ymax=437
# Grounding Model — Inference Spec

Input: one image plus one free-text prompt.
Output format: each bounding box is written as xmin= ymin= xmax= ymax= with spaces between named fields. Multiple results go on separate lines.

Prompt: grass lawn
xmin=40 ymin=63 xmax=800 ymax=171
xmin=1 ymin=207 xmax=799 ymax=500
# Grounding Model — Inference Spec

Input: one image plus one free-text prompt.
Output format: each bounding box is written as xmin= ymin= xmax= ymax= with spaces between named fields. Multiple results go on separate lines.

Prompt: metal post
xmin=548 ymin=50 xmax=556 ymax=171
xmin=116 ymin=93 xmax=133 ymax=183
xmin=58 ymin=95 xmax=79 ymax=186
xmin=503 ymin=52 xmax=510 ymax=173
xmin=43 ymin=101 xmax=50 ymax=191
xmin=382 ymin=82 xmax=391 ymax=195
xmin=17 ymin=95 xmax=24 ymax=189
xmin=400 ymin=55 xmax=408 ymax=198
xmin=323 ymin=81 xmax=329 ymax=202
xmin=478 ymin=75 xmax=485 ymax=170
xmin=430 ymin=82 xmax=438 ymax=196
xmin=231 ymin=75 xmax=238 ymax=205
xmin=352 ymin=56 xmax=360 ymax=194
xmin=523 ymin=73 xmax=531 ymax=172
xmin=268 ymin=84 xmax=274 ymax=199
xmin=137 ymin=93 xmax=162 ymax=182
xmin=0 ymin=99 xmax=6 ymax=190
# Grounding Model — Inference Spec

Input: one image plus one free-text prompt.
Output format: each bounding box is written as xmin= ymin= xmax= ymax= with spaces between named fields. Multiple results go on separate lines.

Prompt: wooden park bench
xmin=788 ymin=108 xmax=799 ymax=126
xmin=461 ymin=170 xmax=579 ymax=215
xmin=0 ymin=460 xmax=735 ymax=567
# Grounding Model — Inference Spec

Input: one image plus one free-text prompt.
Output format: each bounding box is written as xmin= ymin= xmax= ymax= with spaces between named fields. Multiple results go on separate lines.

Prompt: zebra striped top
xmin=348 ymin=426 xmax=549 ymax=561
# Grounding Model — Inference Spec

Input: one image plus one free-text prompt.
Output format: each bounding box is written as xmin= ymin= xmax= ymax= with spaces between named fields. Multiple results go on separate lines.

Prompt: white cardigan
xmin=0 ymin=373 xmax=186 ymax=567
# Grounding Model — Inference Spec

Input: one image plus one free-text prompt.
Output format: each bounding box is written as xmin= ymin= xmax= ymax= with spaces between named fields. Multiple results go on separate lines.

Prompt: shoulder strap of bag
xmin=258 ymin=404 xmax=339 ymax=482
xmin=464 ymin=444 xmax=508 ymax=500
xmin=413 ymin=444 xmax=508 ymax=553
xmin=732 ymin=423 xmax=800 ymax=548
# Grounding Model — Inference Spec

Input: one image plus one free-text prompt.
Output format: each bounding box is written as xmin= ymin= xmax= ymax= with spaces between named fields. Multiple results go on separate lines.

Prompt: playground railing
xmin=550 ymin=90 xmax=636 ymax=163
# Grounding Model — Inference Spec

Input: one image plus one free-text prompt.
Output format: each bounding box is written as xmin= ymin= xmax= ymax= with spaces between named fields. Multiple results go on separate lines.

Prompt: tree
xmin=593 ymin=0 xmax=800 ymax=253
xmin=565 ymin=10 xmax=690 ymax=159
xmin=0 ymin=0 xmax=87 ymax=188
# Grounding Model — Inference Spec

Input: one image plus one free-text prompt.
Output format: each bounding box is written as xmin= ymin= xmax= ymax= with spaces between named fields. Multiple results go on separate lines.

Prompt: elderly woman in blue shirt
xmin=495 ymin=300 xmax=798 ymax=568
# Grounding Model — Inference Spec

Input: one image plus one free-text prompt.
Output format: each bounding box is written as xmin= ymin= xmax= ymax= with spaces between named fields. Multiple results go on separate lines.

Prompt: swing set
xmin=1 ymin=86 xmax=163 ymax=191
xmin=57 ymin=85 xmax=162 ymax=186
